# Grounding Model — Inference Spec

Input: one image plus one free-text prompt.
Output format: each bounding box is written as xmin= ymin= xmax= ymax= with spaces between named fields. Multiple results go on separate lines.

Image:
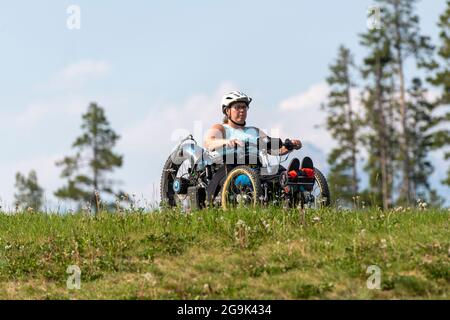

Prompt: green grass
xmin=0 ymin=207 xmax=448 ymax=299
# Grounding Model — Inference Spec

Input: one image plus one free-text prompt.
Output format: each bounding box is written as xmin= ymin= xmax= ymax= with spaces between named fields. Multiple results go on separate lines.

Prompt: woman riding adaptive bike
xmin=160 ymin=90 xmax=330 ymax=210
xmin=204 ymin=91 xmax=302 ymax=170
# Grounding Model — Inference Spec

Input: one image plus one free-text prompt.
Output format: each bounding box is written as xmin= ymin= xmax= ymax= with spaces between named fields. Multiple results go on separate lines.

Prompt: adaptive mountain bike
xmin=160 ymin=134 xmax=330 ymax=210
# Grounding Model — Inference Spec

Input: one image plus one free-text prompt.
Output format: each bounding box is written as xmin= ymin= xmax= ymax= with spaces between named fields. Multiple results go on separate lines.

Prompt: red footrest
xmin=288 ymin=168 xmax=314 ymax=180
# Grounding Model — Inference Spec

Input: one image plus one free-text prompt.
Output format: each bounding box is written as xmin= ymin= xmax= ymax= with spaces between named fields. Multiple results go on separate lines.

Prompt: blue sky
xmin=0 ymin=0 xmax=448 ymax=210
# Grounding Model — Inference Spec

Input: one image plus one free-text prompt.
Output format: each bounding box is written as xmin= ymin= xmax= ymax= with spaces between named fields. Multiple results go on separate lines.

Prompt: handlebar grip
xmin=284 ymin=139 xmax=295 ymax=151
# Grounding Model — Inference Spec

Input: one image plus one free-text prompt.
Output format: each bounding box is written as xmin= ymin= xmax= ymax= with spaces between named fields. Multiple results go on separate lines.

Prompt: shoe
xmin=287 ymin=158 xmax=300 ymax=172
xmin=301 ymin=156 xmax=313 ymax=169
xmin=300 ymin=157 xmax=314 ymax=179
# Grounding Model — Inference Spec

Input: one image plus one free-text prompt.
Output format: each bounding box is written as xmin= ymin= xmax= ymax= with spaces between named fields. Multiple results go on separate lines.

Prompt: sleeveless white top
xmin=216 ymin=124 xmax=260 ymax=157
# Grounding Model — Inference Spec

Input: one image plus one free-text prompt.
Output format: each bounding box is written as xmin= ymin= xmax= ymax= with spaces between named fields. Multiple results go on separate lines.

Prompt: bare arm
xmin=204 ymin=124 xmax=227 ymax=151
xmin=204 ymin=124 xmax=244 ymax=151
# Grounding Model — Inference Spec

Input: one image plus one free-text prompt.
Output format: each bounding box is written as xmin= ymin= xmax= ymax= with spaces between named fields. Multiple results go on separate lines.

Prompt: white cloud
xmin=61 ymin=60 xmax=110 ymax=81
xmin=1 ymin=93 xmax=129 ymax=131
xmin=276 ymin=83 xmax=369 ymax=155
xmin=34 ymin=59 xmax=111 ymax=92
xmin=276 ymin=82 xmax=334 ymax=151
xmin=12 ymin=102 xmax=52 ymax=128
xmin=279 ymin=82 xmax=329 ymax=111
xmin=2 ymin=60 xmax=113 ymax=130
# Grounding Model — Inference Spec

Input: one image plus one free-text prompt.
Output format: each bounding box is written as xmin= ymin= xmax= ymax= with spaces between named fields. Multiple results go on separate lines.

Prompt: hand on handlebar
xmin=284 ymin=139 xmax=302 ymax=151
xmin=226 ymin=138 xmax=245 ymax=148
xmin=291 ymin=139 xmax=302 ymax=150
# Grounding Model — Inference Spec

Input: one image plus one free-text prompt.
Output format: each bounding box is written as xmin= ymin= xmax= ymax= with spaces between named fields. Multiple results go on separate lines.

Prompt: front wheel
xmin=308 ymin=167 xmax=331 ymax=208
xmin=221 ymin=166 xmax=263 ymax=210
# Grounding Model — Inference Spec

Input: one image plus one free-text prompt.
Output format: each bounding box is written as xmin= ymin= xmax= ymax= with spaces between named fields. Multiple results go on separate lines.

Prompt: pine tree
xmin=427 ymin=0 xmax=450 ymax=186
xmin=55 ymin=102 xmax=124 ymax=212
xmin=405 ymin=78 xmax=442 ymax=204
xmin=376 ymin=0 xmax=434 ymax=203
xmin=324 ymin=45 xmax=362 ymax=207
xmin=360 ymin=27 xmax=397 ymax=210
xmin=14 ymin=170 xmax=44 ymax=211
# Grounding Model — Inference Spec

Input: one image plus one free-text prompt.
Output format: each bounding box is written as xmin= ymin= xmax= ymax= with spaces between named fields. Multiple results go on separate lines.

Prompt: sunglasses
xmin=231 ymin=104 xmax=249 ymax=111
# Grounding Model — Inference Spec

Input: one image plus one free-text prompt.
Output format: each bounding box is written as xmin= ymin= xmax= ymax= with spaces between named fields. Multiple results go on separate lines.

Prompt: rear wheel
xmin=221 ymin=166 xmax=263 ymax=210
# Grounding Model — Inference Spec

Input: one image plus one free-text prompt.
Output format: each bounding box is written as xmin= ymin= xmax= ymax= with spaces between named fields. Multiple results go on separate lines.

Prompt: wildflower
xmin=27 ymin=207 xmax=34 ymax=213
xmin=82 ymin=202 xmax=92 ymax=213
xmin=380 ymin=239 xmax=387 ymax=249
xmin=312 ymin=216 xmax=321 ymax=223
xmin=203 ymin=283 xmax=212 ymax=293
xmin=261 ymin=219 xmax=271 ymax=232
xmin=234 ymin=220 xmax=250 ymax=248
xmin=416 ymin=198 xmax=428 ymax=210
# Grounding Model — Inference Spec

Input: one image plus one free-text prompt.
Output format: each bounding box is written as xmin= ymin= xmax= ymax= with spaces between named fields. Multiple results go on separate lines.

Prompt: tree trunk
xmin=93 ymin=113 xmax=99 ymax=214
xmin=345 ymin=72 xmax=358 ymax=199
xmin=394 ymin=0 xmax=412 ymax=204
xmin=376 ymin=57 xmax=390 ymax=211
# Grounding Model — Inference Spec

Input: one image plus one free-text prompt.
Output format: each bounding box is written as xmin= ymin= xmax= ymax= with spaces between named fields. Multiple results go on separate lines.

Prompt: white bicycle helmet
xmin=221 ymin=91 xmax=252 ymax=114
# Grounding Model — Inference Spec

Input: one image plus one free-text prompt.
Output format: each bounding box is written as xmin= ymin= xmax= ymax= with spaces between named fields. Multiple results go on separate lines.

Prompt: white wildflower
xmin=261 ymin=219 xmax=271 ymax=232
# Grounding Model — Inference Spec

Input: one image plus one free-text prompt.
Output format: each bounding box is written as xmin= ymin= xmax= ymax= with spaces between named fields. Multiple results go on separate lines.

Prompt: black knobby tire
xmin=160 ymin=154 xmax=185 ymax=207
xmin=221 ymin=165 xmax=263 ymax=210
xmin=313 ymin=167 xmax=331 ymax=207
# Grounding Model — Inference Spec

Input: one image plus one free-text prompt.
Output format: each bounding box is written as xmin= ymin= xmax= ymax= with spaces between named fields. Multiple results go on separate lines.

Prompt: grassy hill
xmin=0 ymin=207 xmax=448 ymax=299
